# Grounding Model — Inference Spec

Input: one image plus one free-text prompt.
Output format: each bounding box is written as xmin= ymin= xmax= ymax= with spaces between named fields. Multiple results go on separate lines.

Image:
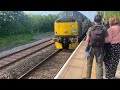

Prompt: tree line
xmin=97 ymin=11 xmax=120 ymax=20
xmin=0 ymin=11 xmax=58 ymax=36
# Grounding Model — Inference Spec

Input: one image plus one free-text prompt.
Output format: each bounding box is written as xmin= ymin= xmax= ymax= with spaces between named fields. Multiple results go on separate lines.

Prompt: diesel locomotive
xmin=53 ymin=11 xmax=91 ymax=49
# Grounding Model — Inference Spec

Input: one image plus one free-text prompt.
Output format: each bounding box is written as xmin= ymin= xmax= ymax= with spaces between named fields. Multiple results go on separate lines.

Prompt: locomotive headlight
xmin=53 ymin=38 xmax=59 ymax=42
xmin=64 ymin=30 xmax=67 ymax=33
xmin=71 ymin=38 xmax=78 ymax=42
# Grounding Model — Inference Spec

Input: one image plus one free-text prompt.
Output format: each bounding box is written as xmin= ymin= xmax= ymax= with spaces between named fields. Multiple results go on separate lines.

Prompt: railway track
xmin=17 ymin=33 xmax=86 ymax=79
xmin=18 ymin=49 xmax=61 ymax=79
xmin=0 ymin=39 xmax=54 ymax=70
xmin=18 ymin=49 xmax=73 ymax=79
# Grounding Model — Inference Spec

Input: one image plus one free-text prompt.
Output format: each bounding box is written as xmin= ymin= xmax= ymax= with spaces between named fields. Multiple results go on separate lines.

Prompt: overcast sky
xmin=24 ymin=11 xmax=97 ymax=21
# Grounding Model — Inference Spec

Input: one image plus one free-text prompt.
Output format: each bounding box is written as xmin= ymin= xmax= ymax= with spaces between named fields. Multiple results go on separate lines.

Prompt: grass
xmin=0 ymin=32 xmax=42 ymax=49
xmin=0 ymin=31 xmax=54 ymax=52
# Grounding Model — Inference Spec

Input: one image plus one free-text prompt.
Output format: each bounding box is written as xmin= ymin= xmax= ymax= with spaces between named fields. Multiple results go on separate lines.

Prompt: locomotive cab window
xmin=59 ymin=11 xmax=66 ymax=18
xmin=66 ymin=11 xmax=74 ymax=17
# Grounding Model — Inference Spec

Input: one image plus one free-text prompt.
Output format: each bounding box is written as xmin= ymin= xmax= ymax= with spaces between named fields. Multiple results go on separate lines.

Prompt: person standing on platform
xmin=104 ymin=16 xmax=120 ymax=79
xmin=85 ymin=15 xmax=108 ymax=79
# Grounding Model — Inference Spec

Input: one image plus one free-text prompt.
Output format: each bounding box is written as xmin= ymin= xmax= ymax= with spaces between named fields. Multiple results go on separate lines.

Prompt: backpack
xmin=89 ymin=25 xmax=105 ymax=47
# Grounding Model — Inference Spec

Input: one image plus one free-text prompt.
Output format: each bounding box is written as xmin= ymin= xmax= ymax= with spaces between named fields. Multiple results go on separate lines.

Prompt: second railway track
xmin=0 ymin=39 xmax=54 ymax=70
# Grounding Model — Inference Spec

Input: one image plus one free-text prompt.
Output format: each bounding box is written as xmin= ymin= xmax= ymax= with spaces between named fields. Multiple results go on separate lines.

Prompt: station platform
xmin=54 ymin=38 xmax=120 ymax=79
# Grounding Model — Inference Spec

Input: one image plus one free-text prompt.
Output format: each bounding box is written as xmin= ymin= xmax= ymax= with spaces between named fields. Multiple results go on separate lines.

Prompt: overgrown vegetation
xmin=0 ymin=33 xmax=36 ymax=48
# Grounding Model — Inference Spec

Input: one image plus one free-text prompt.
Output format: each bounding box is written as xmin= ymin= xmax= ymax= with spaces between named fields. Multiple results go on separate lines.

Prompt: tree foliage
xmin=0 ymin=11 xmax=58 ymax=36
xmin=97 ymin=11 xmax=120 ymax=20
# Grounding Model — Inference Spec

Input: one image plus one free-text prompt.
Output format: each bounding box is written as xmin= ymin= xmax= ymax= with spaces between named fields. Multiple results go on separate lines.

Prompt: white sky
xmin=24 ymin=11 xmax=97 ymax=21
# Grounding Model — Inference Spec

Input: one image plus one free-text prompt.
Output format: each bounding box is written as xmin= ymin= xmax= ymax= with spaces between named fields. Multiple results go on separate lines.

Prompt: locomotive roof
xmin=55 ymin=11 xmax=87 ymax=22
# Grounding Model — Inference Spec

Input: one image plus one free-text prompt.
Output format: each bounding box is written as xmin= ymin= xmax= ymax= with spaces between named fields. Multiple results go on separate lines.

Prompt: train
xmin=53 ymin=11 xmax=91 ymax=49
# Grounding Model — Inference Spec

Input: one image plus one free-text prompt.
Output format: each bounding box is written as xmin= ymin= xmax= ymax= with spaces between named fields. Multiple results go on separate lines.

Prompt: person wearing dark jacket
xmin=85 ymin=15 xmax=108 ymax=79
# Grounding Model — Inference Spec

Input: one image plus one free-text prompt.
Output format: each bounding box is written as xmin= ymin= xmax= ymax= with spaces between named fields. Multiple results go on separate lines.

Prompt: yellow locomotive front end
xmin=53 ymin=21 xmax=79 ymax=49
